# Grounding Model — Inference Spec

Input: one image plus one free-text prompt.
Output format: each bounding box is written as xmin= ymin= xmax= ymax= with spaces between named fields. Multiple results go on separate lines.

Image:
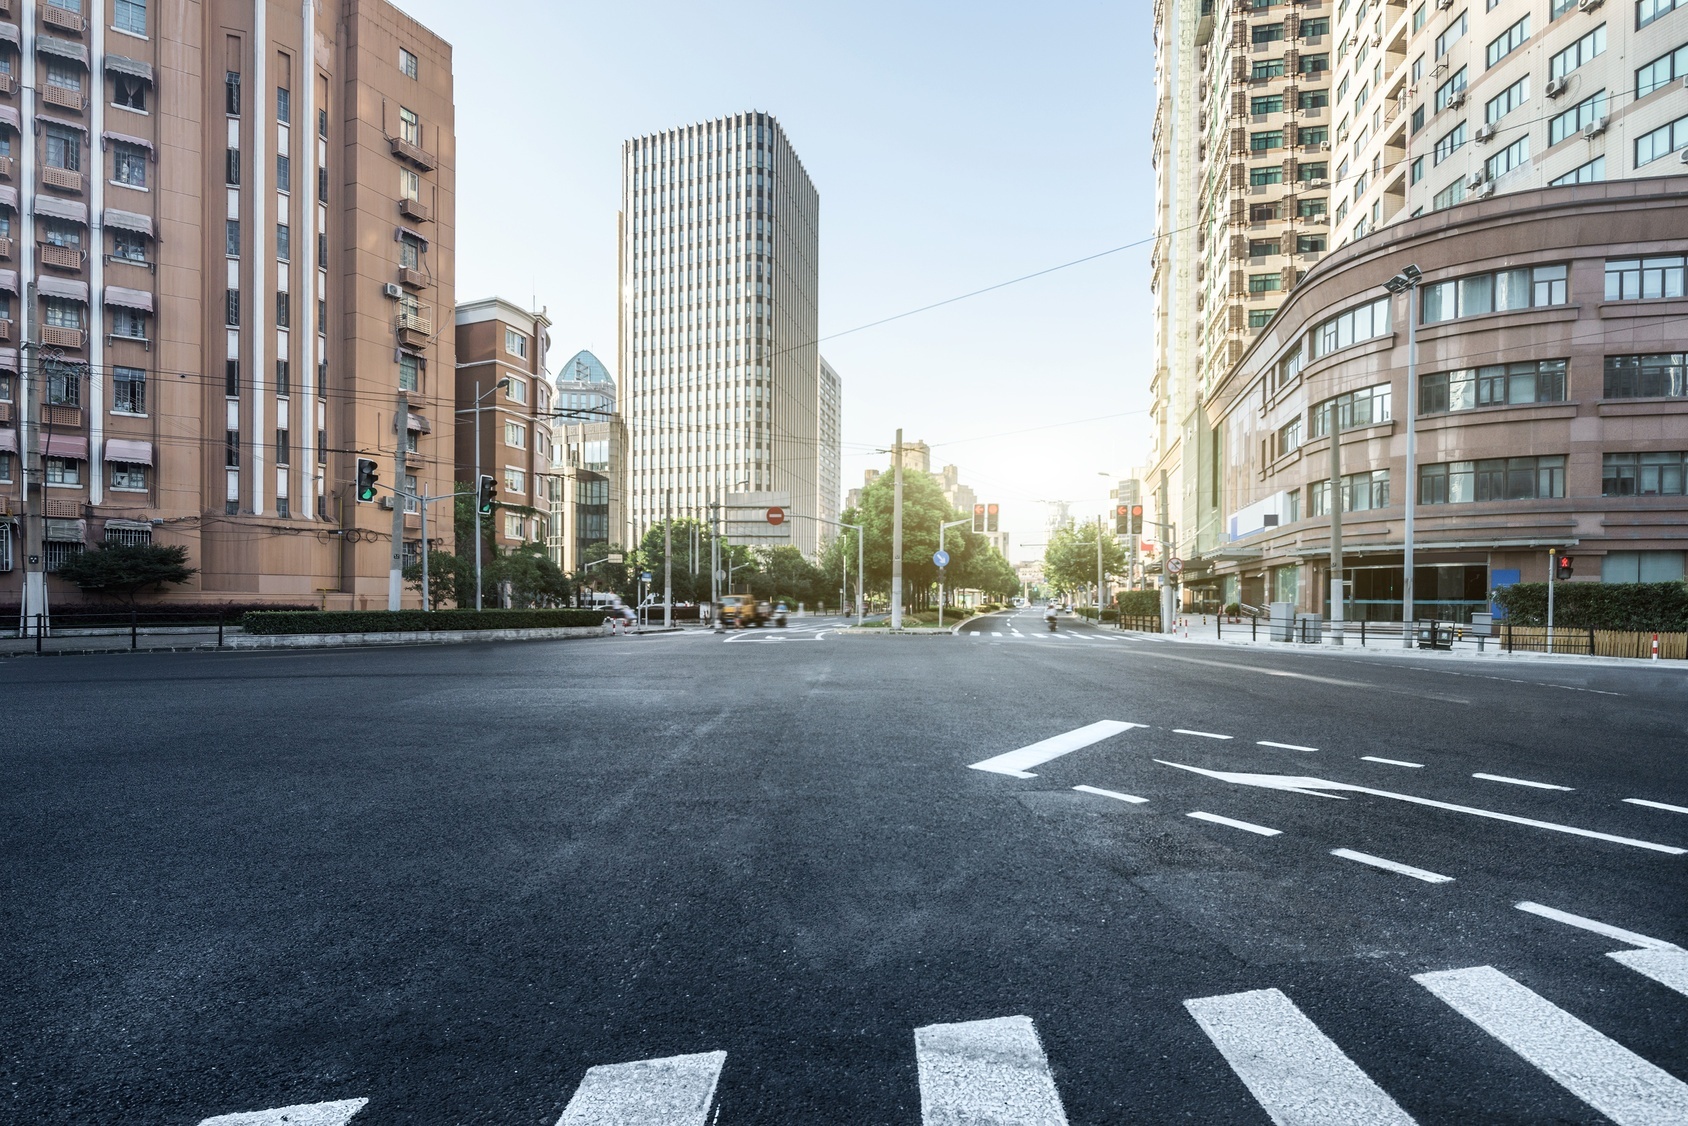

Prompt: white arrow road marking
xmin=1331 ymin=848 xmax=1454 ymax=883
xmin=1416 ymin=965 xmax=1688 ymax=1126
xmin=1625 ymin=798 xmax=1688 ymax=815
xmin=1609 ymin=949 xmax=1688 ymax=999
xmin=199 ymin=1100 xmax=369 ymax=1126
xmin=1073 ymin=784 xmax=1149 ymax=804
xmin=969 ymin=721 xmax=1145 ymax=778
xmin=1514 ymin=902 xmax=1683 ymax=951
xmin=1185 ymin=988 xmax=1417 ymax=1126
xmin=914 ymin=1015 xmax=1069 ymax=1126
xmin=556 ymin=1051 xmax=727 ymax=1126
xmin=1156 ymin=761 xmax=1688 ymax=854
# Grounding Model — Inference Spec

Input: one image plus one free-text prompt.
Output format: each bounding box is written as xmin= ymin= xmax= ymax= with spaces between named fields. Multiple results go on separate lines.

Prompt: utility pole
xmin=937 ymin=516 xmax=969 ymax=628
xmin=1096 ymin=517 xmax=1104 ymax=616
xmin=1329 ymin=406 xmax=1344 ymax=646
xmin=664 ymin=488 xmax=672 ymax=629
xmin=420 ymin=481 xmax=430 ymax=612
xmin=891 ymin=428 xmax=904 ymax=630
xmin=473 ymin=380 xmax=483 ymax=611
xmin=1158 ymin=468 xmax=1174 ymax=634
xmin=389 ymin=390 xmax=408 ymax=611
xmin=19 ymin=339 xmax=46 ymax=635
xmin=1546 ymin=546 xmax=1556 ymax=655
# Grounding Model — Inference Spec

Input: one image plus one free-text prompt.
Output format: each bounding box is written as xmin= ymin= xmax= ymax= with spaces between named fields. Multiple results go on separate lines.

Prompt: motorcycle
xmin=1045 ymin=612 xmax=1058 ymax=633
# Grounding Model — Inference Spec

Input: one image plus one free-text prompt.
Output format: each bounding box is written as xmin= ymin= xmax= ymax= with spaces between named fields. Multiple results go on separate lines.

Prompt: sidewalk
xmin=0 ymin=623 xmax=683 ymax=658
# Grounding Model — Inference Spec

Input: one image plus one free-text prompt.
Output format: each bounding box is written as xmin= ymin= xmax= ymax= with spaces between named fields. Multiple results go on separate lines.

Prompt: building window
xmin=110 ymin=461 xmax=146 ymax=490
xmin=1299 ymin=88 xmax=1329 ymax=110
xmin=505 ymin=376 xmax=528 ymax=405
xmin=1249 ymin=238 xmax=1278 ymax=258
xmin=45 ymin=456 xmax=82 ymax=485
xmin=42 ymin=219 xmax=81 ymax=250
xmin=273 ymin=358 xmax=289 ymax=396
xmin=1310 ymin=470 xmax=1391 ymax=515
xmin=1550 ymin=25 xmax=1606 ymax=79
xmin=1250 ymin=166 xmax=1284 ymax=186
xmin=398 ymin=232 xmax=423 ymax=269
xmin=1308 ymin=296 xmax=1391 ymax=359
xmin=1249 ymin=273 xmax=1282 ymax=293
xmin=44 ymin=539 xmax=84 ymax=573
xmin=1601 ymin=550 xmax=1686 ymax=582
xmin=1550 ymin=155 xmax=1605 ymax=184
xmin=276 ymin=153 xmax=290 ymax=192
xmin=1605 ymin=255 xmax=1686 ymax=300
xmin=505 ymin=328 xmax=529 ymax=358
xmin=44 ymin=299 xmax=83 ymax=332
xmin=276 ymin=86 xmax=290 ymax=124
xmin=1252 ymin=59 xmax=1286 ymax=80
xmin=398 ymin=352 xmax=419 ymax=391
xmin=1275 ymin=415 xmax=1302 ymax=456
xmin=1432 ymin=179 xmax=1467 ymax=209
xmin=399 ymin=167 xmax=419 ymax=201
xmin=275 ymin=428 xmax=290 ymax=465
xmin=503 ymin=467 xmax=526 ymax=494
xmin=226 ymin=360 xmax=239 ymax=397
xmin=104 ymin=523 xmax=151 ymax=546
xmin=1303 ymin=16 xmax=1330 ymax=35
xmin=114 ymin=0 xmax=146 ymax=35
xmin=1297 ymin=234 xmax=1326 ymax=253
xmin=1486 ymin=75 xmax=1531 ymax=124
xmin=1253 ymin=22 xmax=1286 ymax=42
xmin=45 ymin=126 xmax=81 ymax=172
xmin=1634 ymin=113 xmax=1688 ymax=165
xmin=114 ymin=229 xmax=147 ymax=261
xmin=1604 ymin=353 xmax=1688 ymax=398
xmin=275 ymin=291 xmax=290 ymax=328
xmin=1297 ymin=197 xmax=1327 ymax=218
xmin=1419 ymin=456 xmax=1565 ymax=504
xmin=226 ymin=219 xmax=240 ymax=257
xmin=225 ymin=71 xmax=241 ymax=115
xmin=276 ymin=223 xmax=292 ymax=262
xmin=1250 ymin=202 xmax=1280 ymax=221
xmin=1550 ymin=91 xmax=1607 ymax=144
xmin=1252 ymin=94 xmax=1284 ymax=114
xmin=1251 ymin=130 xmax=1284 ymax=151
xmin=1301 ymin=53 xmax=1329 ymax=74
xmin=504 ymin=513 xmax=525 ymax=540
xmin=1249 ymin=308 xmax=1277 ymax=329
xmin=1486 ymin=15 xmax=1529 ymax=68
xmin=1420 ymin=359 xmax=1568 ymax=414
xmin=1420 ymin=264 xmax=1567 ymax=323
xmin=226 ymin=289 xmax=240 ymax=326
xmin=1603 ymin=452 xmax=1688 ymax=496
xmin=504 ymin=421 xmax=527 ymax=449
xmin=113 ymin=365 xmax=145 ymax=413
xmin=1434 ymin=121 xmax=1469 ymax=164
xmin=226 ymin=147 xmax=239 ymax=185
xmin=113 ymin=72 xmax=146 ymax=111
xmin=399 ymin=106 xmax=420 ymax=145
xmin=1411 ymin=155 xmax=1426 ymax=183
xmin=1435 ymin=11 xmax=1469 ymax=58
xmin=1434 ymin=67 xmax=1468 ymax=112
xmin=111 ymin=307 xmax=148 ymax=340
xmin=399 ymin=48 xmax=418 ymax=79
xmin=1311 ymin=383 xmax=1393 ymax=437
xmin=1639 ymin=0 xmax=1685 ymax=28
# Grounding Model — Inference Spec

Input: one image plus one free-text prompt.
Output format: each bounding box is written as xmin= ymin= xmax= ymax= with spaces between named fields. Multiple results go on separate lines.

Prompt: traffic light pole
xmin=1547 ymin=546 xmax=1556 ymax=655
xmin=389 ymin=391 xmax=408 ymax=611
xmin=936 ymin=516 xmax=969 ymax=628
xmin=891 ymin=429 xmax=904 ymax=630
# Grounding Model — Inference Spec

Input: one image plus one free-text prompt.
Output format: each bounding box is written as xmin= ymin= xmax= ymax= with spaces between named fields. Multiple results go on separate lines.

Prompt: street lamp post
xmin=1383 ymin=264 xmax=1422 ymax=647
xmin=454 ymin=378 xmax=510 ymax=612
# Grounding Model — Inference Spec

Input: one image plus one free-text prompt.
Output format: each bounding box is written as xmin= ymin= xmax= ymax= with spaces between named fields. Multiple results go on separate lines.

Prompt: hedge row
xmin=242 ymin=609 xmax=612 ymax=635
xmin=1491 ymin=581 xmax=1688 ymax=630
xmin=1115 ymin=591 xmax=1162 ymax=616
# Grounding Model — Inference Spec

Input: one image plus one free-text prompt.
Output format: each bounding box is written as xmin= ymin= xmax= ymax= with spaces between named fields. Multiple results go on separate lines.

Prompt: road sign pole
xmin=891 ymin=429 xmax=904 ymax=630
xmin=664 ymin=489 xmax=672 ymax=630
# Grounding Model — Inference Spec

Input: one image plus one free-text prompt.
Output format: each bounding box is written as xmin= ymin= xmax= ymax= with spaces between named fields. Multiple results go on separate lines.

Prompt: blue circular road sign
xmin=933 ymin=550 xmax=951 ymax=568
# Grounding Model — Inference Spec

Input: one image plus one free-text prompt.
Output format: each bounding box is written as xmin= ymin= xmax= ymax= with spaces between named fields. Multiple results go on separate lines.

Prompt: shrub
xmin=1116 ymin=591 xmax=1161 ymax=616
xmin=1492 ymin=581 xmax=1688 ymax=630
xmin=242 ymin=608 xmax=612 ymax=635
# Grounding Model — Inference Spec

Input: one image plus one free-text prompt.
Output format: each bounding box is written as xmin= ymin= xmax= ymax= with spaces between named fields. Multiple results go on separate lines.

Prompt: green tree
xmin=486 ymin=543 xmax=571 ymax=608
xmin=403 ymin=550 xmax=469 ymax=609
xmin=854 ymin=468 xmax=963 ymax=610
xmin=1043 ymin=522 xmax=1126 ymax=598
xmin=748 ymin=544 xmax=826 ymax=606
xmin=634 ymin=517 xmax=720 ymax=604
xmin=56 ymin=542 xmax=198 ymax=604
xmin=575 ymin=541 xmax=636 ymax=604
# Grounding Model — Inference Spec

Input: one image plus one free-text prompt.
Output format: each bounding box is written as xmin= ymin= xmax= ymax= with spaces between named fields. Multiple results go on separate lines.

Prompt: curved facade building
xmin=555 ymin=349 xmax=616 ymax=418
xmin=1195 ymin=178 xmax=1688 ymax=620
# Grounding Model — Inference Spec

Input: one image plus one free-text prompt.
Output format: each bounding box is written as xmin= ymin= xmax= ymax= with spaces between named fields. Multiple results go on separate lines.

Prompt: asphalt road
xmin=4 ymin=611 xmax=1687 ymax=1124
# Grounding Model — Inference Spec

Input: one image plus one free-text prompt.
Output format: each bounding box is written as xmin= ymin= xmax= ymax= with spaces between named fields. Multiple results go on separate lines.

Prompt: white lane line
xmin=967 ymin=720 xmax=1144 ymax=778
xmin=1416 ymin=965 xmax=1688 ymax=1126
xmin=991 ymin=631 xmax=1003 ymax=637
xmin=1361 ymin=756 xmax=1425 ymax=768
xmin=1331 ymin=847 xmax=1454 ymax=884
xmin=1174 ymin=729 xmax=1233 ymax=740
xmin=1473 ymin=773 xmax=1575 ymax=791
xmin=1187 ymin=811 xmax=1282 ymax=836
xmin=200 ymin=1101 xmax=369 ymax=1126
xmin=1515 ymin=901 xmax=1684 ymax=952
xmin=1258 ymin=740 xmax=1318 ymax=752
xmin=1184 ymin=988 xmax=1416 ymax=1126
xmin=1608 ymin=949 xmax=1688 ymax=999
xmin=969 ymin=631 xmax=982 ymax=639
xmin=1073 ymin=784 xmax=1149 ymax=805
xmin=914 ymin=1015 xmax=1069 ymax=1126
xmin=1625 ymin=798 xmax=1688 ymax=815
xmin=1156 ymin=761 xmax=1688 ymax=854
xmin=557 ymin=1050 xmax=727 ymax=1126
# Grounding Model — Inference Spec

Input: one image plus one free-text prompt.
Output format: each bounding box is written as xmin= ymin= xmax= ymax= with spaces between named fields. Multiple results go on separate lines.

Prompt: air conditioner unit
xmin=1466 ymin=170 xmax=1488 ymax=190
xmin=1309 ymin=178 xmax=1330 ymax=188
xmin=1577 ymin=0 xmax=1604 ymax=10
xmin=1679 ymin=147 xmax=1688 ymax=164
xmin=379 ymin=496 xmax=396 ymax=510
xmin=1475 ymin=123 xmax=1497 ymax=143
xmin=1448 ymin=91 xmax=1467 ymax=109
xmin=1583 ymin=117 xmax=1608 ymax=139
xmin=1435 ymin=0 xmax=1454 ymax=9
xmin=1545 ymin=77 xmax=1569 ymax=97
xmin=1478 ymin=181 xmax=1496 ymax=198
xmin=382 ymin=282 xmax=403 ymax=299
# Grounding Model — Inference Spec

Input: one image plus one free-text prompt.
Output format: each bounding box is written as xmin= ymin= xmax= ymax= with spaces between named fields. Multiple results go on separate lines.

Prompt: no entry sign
xmin=766 ymin=507 xmax=786 ymax=526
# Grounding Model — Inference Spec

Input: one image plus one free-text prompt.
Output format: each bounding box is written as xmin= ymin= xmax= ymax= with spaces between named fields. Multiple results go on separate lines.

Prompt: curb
xmin=2 ymin=625 xmax=653 ymax=657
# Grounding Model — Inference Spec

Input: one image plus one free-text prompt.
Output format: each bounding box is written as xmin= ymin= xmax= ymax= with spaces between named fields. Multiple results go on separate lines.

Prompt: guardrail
xmin=6 ymin=608 xmax=231 ymax=653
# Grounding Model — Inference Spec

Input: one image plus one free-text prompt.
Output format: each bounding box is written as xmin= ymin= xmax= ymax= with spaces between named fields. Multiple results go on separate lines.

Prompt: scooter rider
xmin=1044 ymin=601 xmax=1059 ymax=631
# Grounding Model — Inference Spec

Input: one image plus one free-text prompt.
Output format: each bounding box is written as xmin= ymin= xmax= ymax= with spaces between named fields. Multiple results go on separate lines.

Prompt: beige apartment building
xmin=0 ymin=0 xmax=454 ymax=615
xmin=454 ymin=298 xmax=553 ymax=561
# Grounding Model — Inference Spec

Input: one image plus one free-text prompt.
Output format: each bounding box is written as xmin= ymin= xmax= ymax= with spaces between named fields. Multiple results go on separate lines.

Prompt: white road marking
xmin=1187 ymin=811 xmax=1282 ymax=836
xmin=1608 ymin=949 xmax=1688 ymax=999
xmin=1331 ymin=848 xmax=1454 ymax=883
xmin=1361 ymin=756 xmax=1425 ymax=768
xmin=968 ymin=720 xmax=1144 ymax=778
xmin=1258 ymin=740 xmax=1318 ymax=752
xmin=556 ymin=1050 xmax=727 ymax=1126
xmin=1416 ymin=965 xmax=1688 ymax=1126
xmin=1184 ymin=988 xmax=1416 ymax=1126
xmin=1473 ymin=773 xmax=1574 ymax=791
xmin=1073 ymin=784 xmax=1149 ymax=804
xmin=1174 ymin=729 xmax=1233 ymax=740
xmin=1117 ymin=650 xmax=1374 ymax=687
xmin=1514 ymin=901 xmax=1683 ymax=951
xmin=199 ymin=1101 xmax=369 ymax=1126
xmin=991 ymin=632 xmax=1003 ymax=637
xmin=914 ymin=1014 xmax=1069 ymax=1126
xmin=1625 ymin=798 xmax=1688 ymax=815
xmin=1156 ymin=761 xmax=1688 ymax=854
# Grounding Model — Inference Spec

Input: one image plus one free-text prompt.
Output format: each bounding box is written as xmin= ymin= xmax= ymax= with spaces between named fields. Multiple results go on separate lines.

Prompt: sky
xmin=396 ymin=0 xmax=1158 ymax=561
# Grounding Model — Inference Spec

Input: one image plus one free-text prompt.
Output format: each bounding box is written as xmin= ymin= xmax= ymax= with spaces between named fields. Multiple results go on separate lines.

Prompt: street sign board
xmin=723 ymin=491 xmax=793 ymax=546
xmin=932 ymin=550 xmax=950 ymax=568
xmin=1167 ymin=556 xmax=1184 ymax=575
xmin=640 ymin=572 xmax=653 ymax=583
xmin=608 ymin=553 xmax=624 ymax=564
xmin=766 ymin=506 xmax=786 ymax=526
xmin=714 ymin=569 xmax=727 ymax=582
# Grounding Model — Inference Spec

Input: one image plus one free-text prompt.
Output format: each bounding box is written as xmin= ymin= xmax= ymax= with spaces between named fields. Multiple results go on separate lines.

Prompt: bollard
xmin=217 ymin=611 xmax=225 ymax=649
xmin=1217 ymin=616 xmax=1222 ymax=640
xmin=1653 ymin=633 xmax=1660 ymax=661
xmin=36 ymin=613 xmax=43 ymax=654
xmin=131 ymin=608 xmax=139 ymax=650
xmin=1252 ymin=616 xmax=1258 ymax=641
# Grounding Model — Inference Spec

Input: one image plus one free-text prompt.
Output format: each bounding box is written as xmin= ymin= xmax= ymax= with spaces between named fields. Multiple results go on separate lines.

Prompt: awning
xmin=103 ymin=285 xmax=152 ymax=312
xmin=104 ymin=439 xmax=153 ymax=465
xmin=36 ymin=276 xmax=88 ymax=302
xmin=0 ymin=186 xmax=16 ymax=212
xmin=0 ymin=270 xmax=17 ymax=294
xmin=0 ymin=106 xmax=18 ymax=132
xmin=104 ymin=55 xmax=153 ymax=82
xmin=36 ymin=114 xmax=88 ymax=134
xmin=44 ymin=434 xmax=88 ymax=460
xmin=36 ymin=36 xmax=89 ymax=66
xmin=0 ymin=428 xmax=14 ymax=453
xmin=0 ymin=348 xmax=16 ymax=373
xmin=103 ymin=208 xmax=152 ymax=237
xmin=44 ymin=518 xmax=84 ymax=542
xmin=34 ymin=196 xmax=87 ymax=224
xmin=0 ymin=23 xmax=20 ymax=47
xmin=101 ymin=130 xmax=153 ymax=152
xmin=404 ymin=412 xmax=431 ymax=432
xmin=394 ymin=226 xmax=429 ymax=250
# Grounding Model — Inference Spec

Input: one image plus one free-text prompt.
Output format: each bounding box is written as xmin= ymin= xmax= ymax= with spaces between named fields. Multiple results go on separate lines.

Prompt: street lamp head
xmin=1402 ymin=264 xmax=1422 ymax=282
xmin=1385 ymin=263 xmax=1424 ymax=293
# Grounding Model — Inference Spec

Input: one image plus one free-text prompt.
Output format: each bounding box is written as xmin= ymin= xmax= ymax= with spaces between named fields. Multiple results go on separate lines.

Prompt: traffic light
xmin=972 ymin=503 xmax=985 ymax=533
xmin=1556 ymin=553 xmax=1573 ymax=580
xmin=1130 ymin=504 xmax=1144 ymax=535
xmin=1115 ymin=504 xmax=1130 ymax=535
xmin=986 ymin=503 xmax=999 ymax=533
xmin=355 ymin=458 xmax=379 ymax=502
xmin=477 ymin=473 xmax=498 ymax=515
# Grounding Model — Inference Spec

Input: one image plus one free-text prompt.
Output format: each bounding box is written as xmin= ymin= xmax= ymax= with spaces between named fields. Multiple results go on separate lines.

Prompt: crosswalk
xmin=194 ymin=945 xmax=1687 ymax=1125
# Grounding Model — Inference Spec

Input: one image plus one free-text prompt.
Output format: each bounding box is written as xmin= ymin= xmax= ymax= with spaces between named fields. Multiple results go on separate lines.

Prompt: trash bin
xmin=1295 ymin=612 xmax=1323 ymax=644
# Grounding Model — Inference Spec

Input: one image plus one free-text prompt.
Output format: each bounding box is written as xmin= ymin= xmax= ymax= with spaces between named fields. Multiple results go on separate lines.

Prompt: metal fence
xmin=4 ymin=608 xmax=232 ymax=654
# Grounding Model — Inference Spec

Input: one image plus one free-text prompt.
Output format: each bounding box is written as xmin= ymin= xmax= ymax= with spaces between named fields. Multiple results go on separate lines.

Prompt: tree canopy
xmin=1042 ymin=522 xmax=1126 ymax=597
xmin=56 ymin=542 xmax=198 ymax=604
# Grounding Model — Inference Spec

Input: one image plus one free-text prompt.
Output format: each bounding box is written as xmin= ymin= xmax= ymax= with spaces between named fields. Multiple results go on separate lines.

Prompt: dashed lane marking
xmin=1174 ymin=728 xmax=1233 ymax=740
xmin=1187 ymin=811 xmax=1282 ymax=836
xmin=1331 ymin=847 xmax=1454 ymax=884
xmin=1473 ymin=773 xmax=1575 ymax=792
xmin=1625 ymin=798 xmax=1688 ymax=815
xmin=1361 ymin=756 xmax=1425 ymax=768
xmin=1608 ymin=949 xmax=1688 ymax=1000
xmin=1515 ymin=901 xmax=1684 ymax=952
xmin=1258 ymin=740 xmax=1319 ymax=752
xmin=1073 ymin=784 xmax=1150 ymax=805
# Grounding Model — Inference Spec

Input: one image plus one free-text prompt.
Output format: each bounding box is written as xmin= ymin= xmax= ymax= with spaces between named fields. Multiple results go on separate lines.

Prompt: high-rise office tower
xmin=2 ymin=0 xmax=455 ymax=613
xmin=817 ymin=355 xmax=841 ymax=531
xmin=618 ymin=111 xmax=822 ymax=556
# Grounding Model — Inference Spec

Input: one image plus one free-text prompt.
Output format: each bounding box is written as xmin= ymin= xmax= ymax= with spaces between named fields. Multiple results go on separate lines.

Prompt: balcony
xmin=398 ymin=196 xmax=431 ymax=222
xmin=44 ymin=498 xmax=82 ymax=518
xmin=41 ymin=3 xmax=82 ymax=32
xmin=41 ymin=165 xmax=84 ymax=193
xmin=394 ymin=309 xmax=432 ymax=349
xmin=38 ymin=324 xmax=84 ymax=348
xmin=45 ymin=403 xmax=80 ymax=427
xmin=397 ymin=266 xmax=429 ymax=290
xmin=388 ymin=135 xmax=435 ymax=171
xmin=0 ymin=73 xmax=15 ymax=96
xmin=38 ymin=242 xmax=82 ymax=271
xmin=40 ymin=83 xmax=83 ymax=112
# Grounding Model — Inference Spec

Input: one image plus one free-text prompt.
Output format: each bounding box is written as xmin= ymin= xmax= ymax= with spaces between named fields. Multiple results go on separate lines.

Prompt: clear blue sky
xmin=397 ymin=0 xmax=1157 ymax=559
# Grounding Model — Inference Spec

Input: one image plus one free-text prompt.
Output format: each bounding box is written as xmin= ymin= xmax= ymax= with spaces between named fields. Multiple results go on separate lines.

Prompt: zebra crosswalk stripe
xmin=555 ymin=1050 xmax=727 ymax=1126
xmin=198 ymin=1100 xmax=369 ymax=1126
xmin=1608 ymin=948 xmax=1688 ymax=999
xmin=1415 ymin=965 xmax=1688 ymax=1126
xmin=1184 ymin=987 xmax=1416 ymax=1125
xmin=914 ymin=1015 xmax=1068 ymax=1125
